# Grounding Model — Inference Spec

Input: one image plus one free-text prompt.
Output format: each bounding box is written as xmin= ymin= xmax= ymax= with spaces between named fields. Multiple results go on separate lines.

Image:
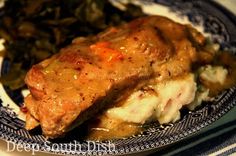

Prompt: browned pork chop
xmin=24 ymin=15 xmax=201 ymax=138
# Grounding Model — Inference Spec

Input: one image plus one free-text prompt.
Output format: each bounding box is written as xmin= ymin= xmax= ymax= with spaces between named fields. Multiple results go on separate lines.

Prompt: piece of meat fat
xmin=24 ymin=15 xmax=201 ymax=138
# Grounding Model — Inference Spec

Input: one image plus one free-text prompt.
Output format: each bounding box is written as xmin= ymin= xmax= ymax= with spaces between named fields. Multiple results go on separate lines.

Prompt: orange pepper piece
xmin=90 ymin=41 xmax=124 ymax=62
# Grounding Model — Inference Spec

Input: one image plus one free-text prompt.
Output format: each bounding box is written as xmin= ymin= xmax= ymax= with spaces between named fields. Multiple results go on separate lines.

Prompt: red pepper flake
xmin=20 ymin=105 xmax=28 ymax=113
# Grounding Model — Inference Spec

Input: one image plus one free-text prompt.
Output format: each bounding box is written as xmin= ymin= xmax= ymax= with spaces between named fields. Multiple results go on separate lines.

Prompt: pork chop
xmin=24 ymin=15 xmax=200 ymax=138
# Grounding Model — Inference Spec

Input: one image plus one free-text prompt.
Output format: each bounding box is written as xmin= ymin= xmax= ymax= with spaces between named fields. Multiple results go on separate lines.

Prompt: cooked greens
xmin=0 ymin=0 xmax=145 ymax=90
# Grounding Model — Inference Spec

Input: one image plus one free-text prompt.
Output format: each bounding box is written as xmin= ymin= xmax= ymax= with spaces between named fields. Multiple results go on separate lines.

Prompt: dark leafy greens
xmin=0 ymin=0 xmax=145 ymax=90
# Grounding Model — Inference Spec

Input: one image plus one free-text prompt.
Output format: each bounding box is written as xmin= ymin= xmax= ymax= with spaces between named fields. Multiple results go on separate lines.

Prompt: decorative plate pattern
xmin=0 ymin=0 xmax=236 ymax=155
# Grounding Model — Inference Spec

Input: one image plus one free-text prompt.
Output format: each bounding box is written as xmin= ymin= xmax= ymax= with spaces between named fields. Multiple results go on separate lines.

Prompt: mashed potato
xmin=106 ymin=73 xmax=197 ymax=124
xmin=187 ymin=65 xmax=228 ymax=110
xmin=199 ymin=65 xmax=228 ymax=85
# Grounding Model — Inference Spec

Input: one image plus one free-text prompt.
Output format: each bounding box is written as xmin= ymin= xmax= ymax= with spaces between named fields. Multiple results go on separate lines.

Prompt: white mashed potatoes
xmin=187 ymin=65 xmax=228 ymax=110
xmin=106 ymin=73 xmax=197 ymax=124
xmin=199 ymin=65 xmax=228 ymax=85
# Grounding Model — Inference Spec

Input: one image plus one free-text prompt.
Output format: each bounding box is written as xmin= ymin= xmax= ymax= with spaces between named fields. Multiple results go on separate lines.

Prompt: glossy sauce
xmin=85 ymin=116 xmax=141 ymax=140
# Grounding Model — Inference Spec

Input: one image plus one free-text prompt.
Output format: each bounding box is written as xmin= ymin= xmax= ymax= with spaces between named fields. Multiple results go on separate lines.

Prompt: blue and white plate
xmin=0 ymin=0 xmax=236 ymax=155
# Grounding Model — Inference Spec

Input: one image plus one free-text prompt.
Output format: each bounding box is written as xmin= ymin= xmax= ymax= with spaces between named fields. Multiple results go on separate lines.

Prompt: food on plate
xmin=23 ymin=15 xmax=236 ymax=139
